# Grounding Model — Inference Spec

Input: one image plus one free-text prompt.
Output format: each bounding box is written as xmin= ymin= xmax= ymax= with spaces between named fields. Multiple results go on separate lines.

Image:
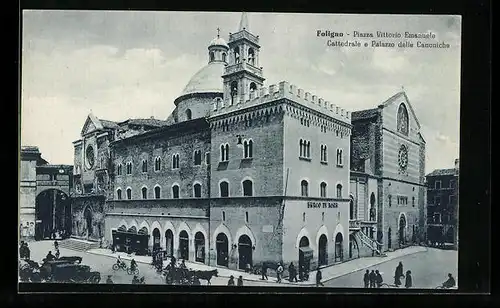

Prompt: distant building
xmin=20 ymin=146 xmax=72 ymax=240
xmin=425 ymin=159 xmax=459 ymax=249
xmin=349 ymin=93 xmax=427 ymax=257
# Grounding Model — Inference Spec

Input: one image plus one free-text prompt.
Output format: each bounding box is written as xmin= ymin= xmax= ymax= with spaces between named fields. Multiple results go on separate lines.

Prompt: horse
xmin=192 ymin=269 xmax=218 ymax=285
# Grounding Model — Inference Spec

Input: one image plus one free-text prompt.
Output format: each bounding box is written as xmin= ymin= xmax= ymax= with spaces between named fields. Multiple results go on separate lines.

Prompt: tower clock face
xmin=86 ymin=145 xmax=95 ymax=169
xmin=398 ymin=145 xmax=408 ymax=172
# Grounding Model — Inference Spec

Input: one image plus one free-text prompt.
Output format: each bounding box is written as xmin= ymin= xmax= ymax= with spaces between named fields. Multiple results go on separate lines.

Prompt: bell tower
xmin=222 ymin=12 xmax=265 ymax=106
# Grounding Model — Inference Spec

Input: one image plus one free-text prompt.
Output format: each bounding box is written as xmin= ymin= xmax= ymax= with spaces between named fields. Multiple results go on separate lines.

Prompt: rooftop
xmin=426 ymin=168 xmax=458 ymax=177
xmin=351 ymin=108 xmax=380 ymax=121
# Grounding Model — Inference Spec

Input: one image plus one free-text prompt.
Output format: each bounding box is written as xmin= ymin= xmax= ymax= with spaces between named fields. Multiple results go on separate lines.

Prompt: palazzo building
xmin=349 ymin=93 xmax=427 ymax=256
xmin=426 ymin=159 xmax=459 ymax=249
xmin=74 ymin=13 xmax=352 ymax=272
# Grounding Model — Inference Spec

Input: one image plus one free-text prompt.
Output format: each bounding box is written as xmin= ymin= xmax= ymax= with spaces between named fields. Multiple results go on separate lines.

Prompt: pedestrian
xmin=442 ymin=273 xmax=456 ymax=289
xmin=227 ymin=275 xmax=235 ymax=286
xmin=363 ymin=270 xmax=370 ymax=288
xmin=55 ymin=248 xmax=60 ymax=259
xmin=375 ymin=270 xmax=383 ymax=288
xmin=369 ymin=270 xmax=376 ymax=288
xmin=245 ymin=263 xmax=251 ymax=273
xmin=288 ymin=262 xmax=298 ymax=282
xmin=276 ymin=262 xmax=284 ymax=283
xmin=25 ymin=243 xmax=30 ymax=260
xmin=394 ymin=262 xmax=404 ymax=287
xmin=54 ymin=240 xmax=59 ymax=250
xmin=237 ymin=275 xmax=244 ymax=286
xmin=106 ymin=275 xmax=113 ymax=284
xmin=46 ymin=251 xmax=56 ymax=262
xmin=405 ymin=270 xmax=412 ymax=288
xmin=315 ymin=268 xmax=324 ymax=287
xmin=261 ymin=263 xmax=268 ymax=280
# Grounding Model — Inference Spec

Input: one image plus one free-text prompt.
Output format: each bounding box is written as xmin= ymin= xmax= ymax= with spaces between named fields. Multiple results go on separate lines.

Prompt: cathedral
xmin=69 ymin=12 xmax=426 ymax=273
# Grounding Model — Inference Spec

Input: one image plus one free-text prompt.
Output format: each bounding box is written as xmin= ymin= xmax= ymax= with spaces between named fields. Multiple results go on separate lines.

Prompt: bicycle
xmin=112 ymin=262 xmax=127 ymax=271
xmin=127 ymin=266 xmax=140 ymax=275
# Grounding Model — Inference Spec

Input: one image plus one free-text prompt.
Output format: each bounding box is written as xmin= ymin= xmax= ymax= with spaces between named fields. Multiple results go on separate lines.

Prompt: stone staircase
xmin=355 ymin=230 xmax=387 ymax=257
xmin=58 ymin=238 xmax=100 ymax=252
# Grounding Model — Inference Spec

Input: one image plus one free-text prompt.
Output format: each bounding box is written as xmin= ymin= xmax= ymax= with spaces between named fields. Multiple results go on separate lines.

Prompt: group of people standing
xmin=364 ymin=262 xmax=412 ymax=288
xmin=19 ymin=241 xmax=31 ymax=260
xmin=227 ymin=275 xmax=244 ymax=286
xmin=260 ymin=262 xmax=310 ymax=283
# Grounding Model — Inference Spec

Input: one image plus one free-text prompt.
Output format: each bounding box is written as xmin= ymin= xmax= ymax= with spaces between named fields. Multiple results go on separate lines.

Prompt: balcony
xmin=224 ymin=62 xmax=263 ymax=77
xmin=349 ymin=220 xmax=361 ymax=230
xmin=229 ymin=31 xmax=259 ymax=44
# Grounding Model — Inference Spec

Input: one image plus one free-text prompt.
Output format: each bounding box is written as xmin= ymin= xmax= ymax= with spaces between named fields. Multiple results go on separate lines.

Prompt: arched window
xmin=248 ymin=48 xmax=255 ymax=65
xmin=397 ymin=103 xmax=409 ymax=136
xmin=209 ymin=51 xmax=215 ymax=62
xmin=225 ymin=144 xmax=230 ymax=161
xmin=142 ymin=159 xmax=148 ymax=173
xmin=302 ymin=212 xmax=306 ymax=222
xmin=220 ymin=144 xmax=225 ymax=162
xmin=299 ymin=139 xmax=303 ymax=157
xmin=154 ymin=157 xmax=161 ymax=171
xmin=126 ymin=162 xmax=133 ymax=175
xmin=320 ymin=182 xmax=327 ymax=198
xmin=249 ymin=82 xmax=257 ymax=92
xmin=231 ymin=81 xmax=238 ymax=105
xmin=222 ymin=52 xmax=227 ymax=62
xmin=220 ymin=181 xmax=229 ymax=197
xmin=336 ymin=149 xmax=343 ymax=166
xmin=126 ymin=188 xmax=132 ymax=200
xmin=301 ymin=180 xmax=309 ymax=197
xmin=142 ymin=187 xmax=148 ymax=199
xmin=117 ymin=163 xmax=122 ymax=175
xmin=243 ymin=139 xmax=253 ymax=158
xmin=321 ymin=145 xmax=328 ymax=162
xmin=336 ymin=184 xmax=343 ymax=198
xmin=172 ymin=154 xmax=180 ymax=169
xmin=307 ymin=141 xmax=311 ymax=158
xmin=242 ymin=179 xmax=253 ymax=196
xmin=116 ymin=188 xmax=122 ymax=200
xmin=222 ymin=210 xmax=226 ymax=221
xmin=193 ymin=150 xmax=202 ymax=166
xmin=245 ymin=211 xmax=249 ymax=223
xmin=194 ymin=183 xmax=202 ymax=198
xmin=186 ymin=109 xmax=192 ymax=120
xmin=154 ymin=186 xmax=161 ymax=199
xmin=234 ymin=47 xmax=240 ymax=64
xmin=172 ymin=185 xmax=180 ymax=199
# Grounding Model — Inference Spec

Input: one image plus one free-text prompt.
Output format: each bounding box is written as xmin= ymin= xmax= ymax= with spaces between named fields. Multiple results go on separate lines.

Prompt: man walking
xmin=369 ymin=270 xmax=376 ymax=288
xmin=375 ymin=270 xmax=383 ymax=288
xmin=276 ymin=263 xmax=284 ymax=283
xmin=315 ymin=268 xmax=324 ymax=287
xmin=363 ymin=270 xmax=370 ymax=288
xmin=288 ymin=262 xmax=298 ymax=282
xmin=261 ymin=263 xmax=268 ymax=280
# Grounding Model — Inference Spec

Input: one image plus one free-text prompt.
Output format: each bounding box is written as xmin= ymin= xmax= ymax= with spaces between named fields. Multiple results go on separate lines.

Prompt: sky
xmin=20 ymin=11 xmax=461 ymax=173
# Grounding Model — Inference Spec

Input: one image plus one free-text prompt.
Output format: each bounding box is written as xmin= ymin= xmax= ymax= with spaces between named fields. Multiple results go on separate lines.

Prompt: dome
xmin=179 ymin=62 xmax=225 ymax=97
xmin=209 ymin=36 xmax=229 ymax=49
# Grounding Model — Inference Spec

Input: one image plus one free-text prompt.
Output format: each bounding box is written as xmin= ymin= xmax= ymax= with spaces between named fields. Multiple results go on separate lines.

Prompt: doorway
xmin=194 ymin=232 xmax=205 ymax=263
xmin=318 ymin=234 xmax=328 ymax=266
xmin=216 ymin=233 xmax=229 ymax=267
xmin=165 ymin=229 xmax=174 ymax=257
xmin=238 ymin=235 xmax=253 ymax=270
xmin=399 ymin=214 xmax=407 ymax=246
xmin=178 ymin=230 xmax=189 ymax=260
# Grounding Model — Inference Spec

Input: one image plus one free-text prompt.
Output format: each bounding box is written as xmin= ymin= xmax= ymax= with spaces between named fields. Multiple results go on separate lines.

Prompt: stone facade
xmin=426 ymin=161 xmax=459 ymax=248
xmin=19 ymin=146 xmax=47 ymax=239
xmin=350 ymin=92 xmax=427 ymax=253
xmin=71 ymin=195 xmax=106 ymax=240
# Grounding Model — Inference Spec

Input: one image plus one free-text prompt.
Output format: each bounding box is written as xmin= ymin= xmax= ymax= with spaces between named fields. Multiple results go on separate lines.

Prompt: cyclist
xmin=442 ymin=273 xmax=456 ymax=289
xmin=130 ymin=258 xmax=138 ymax=272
